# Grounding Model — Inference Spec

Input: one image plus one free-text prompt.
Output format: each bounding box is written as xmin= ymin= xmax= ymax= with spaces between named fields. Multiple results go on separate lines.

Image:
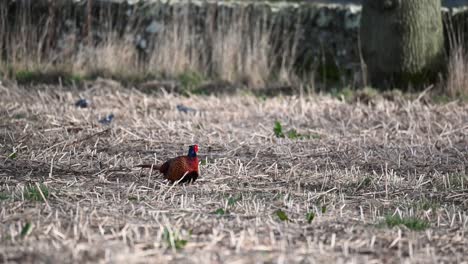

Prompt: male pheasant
xmin=137 ymin=145 xmax=199 ymax=184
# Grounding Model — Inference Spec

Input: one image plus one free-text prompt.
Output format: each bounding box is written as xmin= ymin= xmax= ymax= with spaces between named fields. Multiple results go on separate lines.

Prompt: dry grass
xmin=0 ymin=81 xmax=467 ymax=263
xmin=443 ymin=12 xmax=468 ymax=99
xmin=446 ymin=45 xmax=468 ymax=97
xmin=0 ymin=2 xmax=302 ymax=89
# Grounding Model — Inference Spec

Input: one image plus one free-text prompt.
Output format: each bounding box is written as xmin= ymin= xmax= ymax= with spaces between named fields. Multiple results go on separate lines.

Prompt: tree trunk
xmin=360 ymin=0 xmax=445 ymax=89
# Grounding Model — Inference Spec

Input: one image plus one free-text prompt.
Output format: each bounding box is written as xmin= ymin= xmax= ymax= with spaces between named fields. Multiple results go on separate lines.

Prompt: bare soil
xmin=0 ymin=80 xmax=467 ymax=263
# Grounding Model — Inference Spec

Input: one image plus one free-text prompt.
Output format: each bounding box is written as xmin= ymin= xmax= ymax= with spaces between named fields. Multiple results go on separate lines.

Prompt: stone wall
xmin=3 ymin=0 xmax=468 ymax=84
xmin=95 ymin=0 xmax=364 ymax=82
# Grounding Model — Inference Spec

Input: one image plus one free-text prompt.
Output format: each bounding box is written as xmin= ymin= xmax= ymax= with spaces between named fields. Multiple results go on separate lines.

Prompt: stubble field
xmin=0 ymin=80 xmax=467 ymax=263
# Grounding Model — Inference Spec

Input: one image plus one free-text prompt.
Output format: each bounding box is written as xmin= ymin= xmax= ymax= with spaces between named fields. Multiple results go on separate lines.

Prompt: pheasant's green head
xmin=188 ymin=144 xmax=198 ymax=157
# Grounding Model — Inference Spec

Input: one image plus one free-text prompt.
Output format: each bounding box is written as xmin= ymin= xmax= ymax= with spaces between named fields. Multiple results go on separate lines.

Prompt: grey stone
xmin=146 ymin=20 xmax=162 ymax=34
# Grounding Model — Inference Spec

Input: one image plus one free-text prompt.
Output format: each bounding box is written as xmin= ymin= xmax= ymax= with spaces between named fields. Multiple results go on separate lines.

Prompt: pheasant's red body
xmin=138 ymin=145 xmax=199 ymax=184
xmin=158 ymin=156 xmax=199 ymax=183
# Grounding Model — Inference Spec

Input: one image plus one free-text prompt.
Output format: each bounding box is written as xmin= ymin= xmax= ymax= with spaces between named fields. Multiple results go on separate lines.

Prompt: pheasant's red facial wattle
xmin=194 ymin=144 xmax=199 ymax=153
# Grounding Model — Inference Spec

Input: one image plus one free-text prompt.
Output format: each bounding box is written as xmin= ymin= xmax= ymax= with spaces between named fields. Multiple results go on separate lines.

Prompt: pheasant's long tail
xmin=135 ymin=164 xmax=161 ymax=170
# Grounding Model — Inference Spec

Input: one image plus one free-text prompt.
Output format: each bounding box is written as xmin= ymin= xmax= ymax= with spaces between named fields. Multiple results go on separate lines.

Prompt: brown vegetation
xmin=0 ymin=82 xmax=467 ymax=262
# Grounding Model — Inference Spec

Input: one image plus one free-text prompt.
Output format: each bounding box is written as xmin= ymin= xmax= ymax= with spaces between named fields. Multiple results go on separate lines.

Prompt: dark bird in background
xmin=137 ymin=145 xmax=199 ymax=184
xmin=75 ymin=98 xmax=89 ymax=108
xmin=99 ymin=113 xmax=114 ymax=125
xmin=176 ymin=104 xmax=196 ymax=113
